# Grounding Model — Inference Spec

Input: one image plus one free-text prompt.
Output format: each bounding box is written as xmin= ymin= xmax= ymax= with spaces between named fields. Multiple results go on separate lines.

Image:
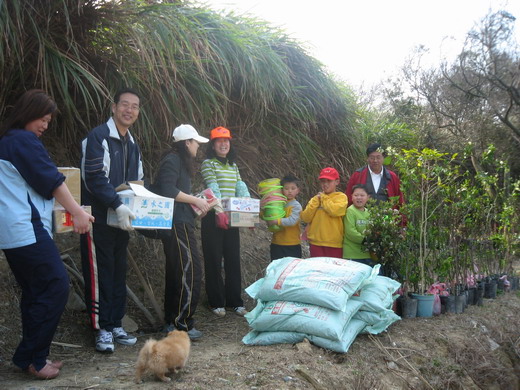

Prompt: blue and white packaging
xmin=107 ymin=183 xmax=174 ymax=229
xmin=221 ymin=197 xmax=260 ymax=212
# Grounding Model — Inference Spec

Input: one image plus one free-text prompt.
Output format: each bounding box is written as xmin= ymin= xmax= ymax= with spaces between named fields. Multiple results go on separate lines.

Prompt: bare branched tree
xmin=445 ymin=11 xmax=520 ymax=144
xmin=397 ymin=10 xmax=520 ymax=181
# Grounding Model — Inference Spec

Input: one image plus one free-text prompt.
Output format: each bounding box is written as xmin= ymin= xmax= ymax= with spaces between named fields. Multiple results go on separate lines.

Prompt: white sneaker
xmin=234 ymin=306 xmax=248 ymax=316
xmin=96 ymin=329 xmax=114 ymax=353
xmin=112 ymin=327 xmax=137 ymax=345
xmin=211 ymin=307 xmax=226 ymax=317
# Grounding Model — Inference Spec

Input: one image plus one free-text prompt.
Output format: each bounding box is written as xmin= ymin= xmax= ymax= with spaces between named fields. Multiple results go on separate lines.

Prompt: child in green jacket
xmin=342 ymin=184 xmax=374 ymax=266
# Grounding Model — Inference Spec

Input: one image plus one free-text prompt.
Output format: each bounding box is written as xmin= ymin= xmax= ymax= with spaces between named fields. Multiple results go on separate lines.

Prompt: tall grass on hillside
xmin=1 ymin=0 xmax=361 ymax=193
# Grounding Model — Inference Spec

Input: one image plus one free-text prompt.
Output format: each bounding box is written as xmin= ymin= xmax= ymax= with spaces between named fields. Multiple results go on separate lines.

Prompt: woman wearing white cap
xmin=153 ymin=124 xmax=210 ymax=340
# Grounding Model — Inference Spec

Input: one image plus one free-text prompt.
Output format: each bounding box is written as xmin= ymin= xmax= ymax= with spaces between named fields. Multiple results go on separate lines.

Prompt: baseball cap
xmin=210 ymin=126 xmax=232 ymax=140
xmin=318 ymin=167 xmax=339 ymax=181
xmin=172 ymin=124 xmax=209 ymax=143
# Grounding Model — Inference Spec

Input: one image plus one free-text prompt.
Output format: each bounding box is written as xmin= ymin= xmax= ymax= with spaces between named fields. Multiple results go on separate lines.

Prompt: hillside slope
xmin=0 ymin=228 xmax=519 ymax=389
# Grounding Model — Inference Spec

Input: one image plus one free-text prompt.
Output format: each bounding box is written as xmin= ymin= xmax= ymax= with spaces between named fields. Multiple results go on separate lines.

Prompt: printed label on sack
xmin=273 ymin=258 xmax=302 ymax=290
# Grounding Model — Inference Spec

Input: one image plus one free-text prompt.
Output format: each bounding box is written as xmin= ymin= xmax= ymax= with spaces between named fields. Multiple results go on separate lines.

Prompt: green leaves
xmin=384 ymin=144 xmax=519 ymax=292
xmin=362 ymin=198 xmax=404 ymax=268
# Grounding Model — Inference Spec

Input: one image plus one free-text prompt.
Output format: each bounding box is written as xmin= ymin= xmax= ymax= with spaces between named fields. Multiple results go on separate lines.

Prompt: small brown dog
xmin=134 ymin=330 xmax=191 ymax=383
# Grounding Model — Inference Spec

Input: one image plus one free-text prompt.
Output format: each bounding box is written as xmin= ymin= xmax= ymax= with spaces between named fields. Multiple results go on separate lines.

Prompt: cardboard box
xmin=107 ymin=183 xmax=174 ymax=229
xmin=226 ymin=211 xmax=260 ymax=227
xmin=191 ymin=188 xmax=219 ymax=217
xmin=56 ymin=167 xmax=81 ymax=207
xmin=221 ymin=197 xmax=260 ymax=213
xmin=53 ymin=206 xmax=91 ymax=233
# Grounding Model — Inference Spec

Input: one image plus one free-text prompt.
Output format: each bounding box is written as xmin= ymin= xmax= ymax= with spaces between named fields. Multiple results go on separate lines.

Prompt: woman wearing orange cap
xmin=200 ymin=127 xmax=250 ymax=317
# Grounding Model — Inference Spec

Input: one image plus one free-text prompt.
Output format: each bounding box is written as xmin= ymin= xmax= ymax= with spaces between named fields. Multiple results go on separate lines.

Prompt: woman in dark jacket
xmin=154 ymin=124 xmax=210 ymax=340
xmin=0 ymin=89 xmax=93 ymax=379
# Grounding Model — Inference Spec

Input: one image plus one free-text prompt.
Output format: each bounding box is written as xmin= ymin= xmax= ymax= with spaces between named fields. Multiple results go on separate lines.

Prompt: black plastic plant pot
xmin=476 ymin=284 xmax=485 ymax=306
xmin=454 ymin=294 xmax=465 ymax=314
xmin=440 ymin=295 xmax=455 ymax=314
xmin=467 ymin=287 xmax=477 ymax=305
xmin=398 ymin=296 xmax=418 ymax=319
xmin=484 ymin=280 xmax=497 ymax=299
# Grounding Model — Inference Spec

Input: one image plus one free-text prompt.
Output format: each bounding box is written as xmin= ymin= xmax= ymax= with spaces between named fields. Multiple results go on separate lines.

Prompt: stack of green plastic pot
xmin=258 ymin=178 xmax=286 ymax=232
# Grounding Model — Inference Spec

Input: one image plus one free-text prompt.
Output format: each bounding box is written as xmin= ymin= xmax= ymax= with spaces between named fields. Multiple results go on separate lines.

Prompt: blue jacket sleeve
xmin=11 ymin=131 xmax=64 ymax=199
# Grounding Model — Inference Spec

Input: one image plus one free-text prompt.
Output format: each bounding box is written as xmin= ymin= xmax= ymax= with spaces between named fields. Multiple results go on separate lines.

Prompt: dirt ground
xmin=0 ymin=228 xmax=519 ymax=390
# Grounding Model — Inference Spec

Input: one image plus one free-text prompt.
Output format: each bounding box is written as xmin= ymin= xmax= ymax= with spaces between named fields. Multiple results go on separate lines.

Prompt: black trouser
xmin=80 ymin=223 xmax=129 ymax=331
xmin=162 ymin=223 xmax=202 ymax=331
xmin=270 ymin=243 xmax=302 ymax=261
xmin=201 ymin=211 xmax=243 ymax=308
xmin=4 ymin=238 xmax=69 ymax=371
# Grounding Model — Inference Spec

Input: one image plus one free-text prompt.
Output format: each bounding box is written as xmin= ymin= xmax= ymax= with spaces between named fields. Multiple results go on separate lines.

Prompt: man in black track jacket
xmin=80 ymin=88 xmax=144 ymax=353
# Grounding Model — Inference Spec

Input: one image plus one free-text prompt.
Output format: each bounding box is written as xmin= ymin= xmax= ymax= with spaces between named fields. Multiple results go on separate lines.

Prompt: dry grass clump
xmin=0 ymin=256 xmax=21 ymax=361
xmin=2 ymin=0 xmax=362 ymax=196
xmin=451 ymin=337 xmax=518 ymax=389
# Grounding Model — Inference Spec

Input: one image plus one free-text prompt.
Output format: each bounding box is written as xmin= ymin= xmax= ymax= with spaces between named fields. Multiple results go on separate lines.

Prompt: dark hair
xmin=205 ymin=138 xmax=237 ymax=163
xmin=161 ymin=140 xmax=195 ymax=177
xmin=0 ymin=89 xmax=57 ymax=138
xmin=281 ymin=174 xmax=300 ymax=188
xmin=366 ymin=143 xmax=385 ymax=156
xmin=114 ymin=88 xmax=140 ymax=104
xmin=352 ymin=184 xmax=369 ymax=194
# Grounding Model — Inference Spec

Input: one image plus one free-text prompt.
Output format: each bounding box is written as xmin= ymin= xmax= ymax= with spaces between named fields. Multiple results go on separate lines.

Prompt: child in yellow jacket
xmin=301 ymin=167 xmax=348 ymax=258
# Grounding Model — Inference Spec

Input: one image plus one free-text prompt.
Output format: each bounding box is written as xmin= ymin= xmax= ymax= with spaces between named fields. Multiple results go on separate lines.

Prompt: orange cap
xmin=210 ymin=126 xmax=232 ymax=140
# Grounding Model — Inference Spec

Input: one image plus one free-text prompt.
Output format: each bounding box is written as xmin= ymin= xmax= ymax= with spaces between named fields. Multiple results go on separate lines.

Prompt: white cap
xmin=172 ymin=124 xmax=209 ymax=143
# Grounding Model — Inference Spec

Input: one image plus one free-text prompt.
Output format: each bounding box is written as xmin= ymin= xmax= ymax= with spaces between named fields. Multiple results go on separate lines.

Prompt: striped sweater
xmin=200 ymin=158 xmax=250 ymax=198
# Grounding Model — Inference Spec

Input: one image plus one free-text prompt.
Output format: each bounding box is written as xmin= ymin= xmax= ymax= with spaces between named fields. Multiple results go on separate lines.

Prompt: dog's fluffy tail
xmin=140 ymin=339 xmax=157 ymax=361
xmin=135 ymin=339 xmax=157 ymax=383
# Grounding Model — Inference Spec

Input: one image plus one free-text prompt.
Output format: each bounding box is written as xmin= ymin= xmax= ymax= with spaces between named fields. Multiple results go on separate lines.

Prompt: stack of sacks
xmin=243 ymin=257 xmax=389 ymax=353
xmin=351 ymin=276 xmax=401 ymax=334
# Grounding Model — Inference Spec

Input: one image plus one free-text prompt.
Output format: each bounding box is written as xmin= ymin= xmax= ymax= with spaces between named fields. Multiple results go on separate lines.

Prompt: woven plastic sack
xmin=308 ymin=319 xmax=367 ymax=353
xmin=246 ymin=257 xmax=379 ymax=311
xmin=354 ymin=309 xmax=401 ymax=334
xmin=242 ymin=319 xmax=366 ymax=354
xmin=245 ymin=299 xmax=363 ymax=341
xmin=350 ymin=276 xmax=401 ymax=312
xmin=242 ymin=330 xmax=306 ymax=346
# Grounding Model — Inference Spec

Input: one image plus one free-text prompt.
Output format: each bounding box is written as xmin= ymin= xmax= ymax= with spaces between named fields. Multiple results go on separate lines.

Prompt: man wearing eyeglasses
xmin=345 ymin=143 xmax=403 ymax=207
xmin=80 ymin=88 xmax=144 ymax=353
